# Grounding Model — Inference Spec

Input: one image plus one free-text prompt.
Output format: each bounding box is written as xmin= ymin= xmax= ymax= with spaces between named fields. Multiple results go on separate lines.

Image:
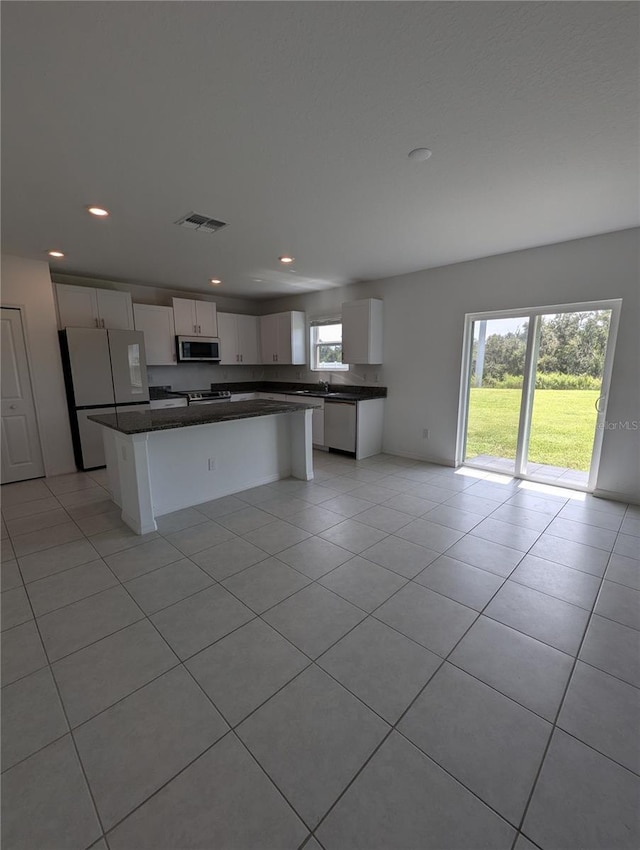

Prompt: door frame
xmin=455 ymin=299 xmax=622 ymax=492
xmin=1 ymin=305 xmax=46 ymax=482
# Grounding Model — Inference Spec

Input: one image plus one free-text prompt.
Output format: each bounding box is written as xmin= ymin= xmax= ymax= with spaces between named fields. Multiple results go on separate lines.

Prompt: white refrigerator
xmin=60 ymin=328 xmax=150 ymax=469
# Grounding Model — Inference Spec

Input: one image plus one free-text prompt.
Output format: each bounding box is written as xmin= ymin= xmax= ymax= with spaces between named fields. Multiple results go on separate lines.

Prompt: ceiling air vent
xmin=174 ymin=212 xmax=228 ymax=233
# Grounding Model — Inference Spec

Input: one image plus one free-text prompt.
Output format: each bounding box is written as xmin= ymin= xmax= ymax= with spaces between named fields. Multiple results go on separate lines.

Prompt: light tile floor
xmin=1 ymin=453 xmax=639 ymax=850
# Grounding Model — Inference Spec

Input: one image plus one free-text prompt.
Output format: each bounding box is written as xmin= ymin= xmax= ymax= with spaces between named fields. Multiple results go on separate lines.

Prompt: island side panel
xmin=102 ymin=428 xmax=157 ymax=535
xmin=291 ymin=407 xmax=314 ymax=481
xmin=146 ymin=412 xmax=299 ymax=517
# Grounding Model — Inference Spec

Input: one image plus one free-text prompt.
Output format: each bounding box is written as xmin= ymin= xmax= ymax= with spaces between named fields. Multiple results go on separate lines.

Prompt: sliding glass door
xmin=459 ymin=301 xmax=620 ymax=491
xmin=465 ymin=316 xmax=530 ymax=475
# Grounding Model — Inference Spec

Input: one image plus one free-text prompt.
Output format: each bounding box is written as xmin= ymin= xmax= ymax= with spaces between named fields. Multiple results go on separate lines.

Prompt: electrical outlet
xmin=422 ymin=429 xmax=430 ymax=439
xmin=374 ymin=373 xmax=380 ymax=383
xmin=362 ymin=371 xmax=368 ymax=382
xmin=208 ymin=457 xmax=217 ymax=471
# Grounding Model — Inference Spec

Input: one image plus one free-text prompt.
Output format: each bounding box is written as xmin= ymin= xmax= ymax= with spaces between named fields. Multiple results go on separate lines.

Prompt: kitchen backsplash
xmin=146 ymin=363 xmax=385 ymax=391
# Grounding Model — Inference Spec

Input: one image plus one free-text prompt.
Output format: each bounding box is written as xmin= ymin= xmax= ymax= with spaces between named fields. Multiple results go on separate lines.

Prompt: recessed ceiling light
xmin=279 ymin=255 xmax=295 ymax=264
xmin=47 ymin=250 xmax=65 ymax=258
xmin=408 ymin=148 xmax=432 ymax=161
xmin=209 ymin=278 xmax=222 ymax=286
xmin=87 ymin=206 xmax=110 ymax=217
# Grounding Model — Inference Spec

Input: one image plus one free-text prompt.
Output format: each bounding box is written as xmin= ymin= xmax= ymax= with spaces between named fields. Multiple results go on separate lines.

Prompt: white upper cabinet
xmin=260 ymin=314 xmax=279 ymax=363
xmin=342 ymin=298 xmax=383 ymax=364
xmin=219 ymin=313 xmax=261 ymax=365
xmin=172 ymin=297 xmax=218 ymax=337
xmin=260 ymin=311 xmax=306 ymax=364
xmin=96 ymin=289 xmax=135 ymax=330
xmin=133 ymin=304 xmax=177 ymax=365
xmin=237 ymin=314 xmax=260 ymax=364
xmin=56 ymin=283 xmax=134 ymax=330
xmin=217 ymin=312 xmax=237 ymax=365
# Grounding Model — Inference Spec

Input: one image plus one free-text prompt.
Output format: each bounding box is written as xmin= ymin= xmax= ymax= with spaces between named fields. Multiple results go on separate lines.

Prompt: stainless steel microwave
xmin=176 ymin=336 xmax=221 ymax=362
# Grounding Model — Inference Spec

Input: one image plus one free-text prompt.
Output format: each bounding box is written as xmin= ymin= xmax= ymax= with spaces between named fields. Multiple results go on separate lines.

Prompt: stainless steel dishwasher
xmin=324 ymin=400 xmax=357 ymax=452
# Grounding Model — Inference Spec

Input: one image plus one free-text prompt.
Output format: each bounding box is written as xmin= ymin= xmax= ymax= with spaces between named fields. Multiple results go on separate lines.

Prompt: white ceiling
xmin=2 ymin=2 xmax=638 ymax=299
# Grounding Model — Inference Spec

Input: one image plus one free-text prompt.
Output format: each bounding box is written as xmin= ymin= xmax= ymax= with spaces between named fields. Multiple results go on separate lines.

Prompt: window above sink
xmin=309 ymin=321 xmax=349 ymax=372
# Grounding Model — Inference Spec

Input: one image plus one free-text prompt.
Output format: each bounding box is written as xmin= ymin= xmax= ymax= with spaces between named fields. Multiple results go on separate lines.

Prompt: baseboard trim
xmin=592 ymin=488 xmax=640 ymax=506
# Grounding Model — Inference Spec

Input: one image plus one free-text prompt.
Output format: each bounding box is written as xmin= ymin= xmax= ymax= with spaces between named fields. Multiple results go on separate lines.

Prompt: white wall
xmin=262 ymin=229 xmax=640 ymax=502
xmin=2 ymin=255 xmax=76 ymax=476
xmin=147 ymin=363 xmax=265 ymax=391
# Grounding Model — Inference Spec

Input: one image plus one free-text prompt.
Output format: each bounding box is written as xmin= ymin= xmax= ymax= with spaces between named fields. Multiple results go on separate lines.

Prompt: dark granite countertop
xmin=209 ymin=381 xmax=387 ymax=401
xmin=89 ymin=399 xmax=315 ymax=435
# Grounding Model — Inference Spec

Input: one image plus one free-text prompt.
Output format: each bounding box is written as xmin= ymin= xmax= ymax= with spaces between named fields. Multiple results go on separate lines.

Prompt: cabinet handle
xmin=194 ymin=324 xmax=197 ymax=334
xmin=240 ymin=354 xmax=243 ymax=362
xmin=95 ymin=318 xmax=99 ymax=328
xmin=198 ymin=325 xmax=201 ymax=334
xmin=101 ymin=318 xmax=105 ymax=328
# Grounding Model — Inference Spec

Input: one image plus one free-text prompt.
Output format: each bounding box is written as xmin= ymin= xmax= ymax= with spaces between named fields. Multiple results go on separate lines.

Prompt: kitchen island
xmin=89 ymin=400 xmax=315 ymax=534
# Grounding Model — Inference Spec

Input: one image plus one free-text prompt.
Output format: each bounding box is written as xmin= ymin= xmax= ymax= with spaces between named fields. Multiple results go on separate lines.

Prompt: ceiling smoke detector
xmin=174 ymin=212 xmax=228 ymax=233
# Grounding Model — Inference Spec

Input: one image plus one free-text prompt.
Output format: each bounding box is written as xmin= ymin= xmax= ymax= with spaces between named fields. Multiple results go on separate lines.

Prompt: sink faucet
xmin=318 ymin=380 xmax=330 ymax=392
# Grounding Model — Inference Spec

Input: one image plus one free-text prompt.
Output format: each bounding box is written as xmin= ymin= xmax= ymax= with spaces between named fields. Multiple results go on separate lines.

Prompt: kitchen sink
xmin=292 ymin=389 xmax=348 ymax=397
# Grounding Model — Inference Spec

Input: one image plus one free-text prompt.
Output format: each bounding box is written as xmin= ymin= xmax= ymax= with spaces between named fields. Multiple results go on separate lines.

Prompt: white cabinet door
xmin=237 ymin=314 xmax=260 ymax=364
xmin=217 ymin=313 xmax=238 ymax=364
xmin=173 ymin=298 xmax=218 ymax=336
xmin=276 ymin=313 xmax=293 ymax=363
xmin=133 ymin=304 xmax=177 ymax=365
xmin=195 ymin=301 xmax=218 ymax=337
xmin=342 ymin=299 xmax=383 ymax=364
xmin=95 ymin=290 xmax=134 ymax=330
xmin=172 ymin=298 xmax=197 ymax=336
xmin=261 ymin=312 xmax=306 ymax=364
xmin=56 ymin=284 xmax=99 ymax=328
xmin=260 ymin=315 xmax=280 ymax=363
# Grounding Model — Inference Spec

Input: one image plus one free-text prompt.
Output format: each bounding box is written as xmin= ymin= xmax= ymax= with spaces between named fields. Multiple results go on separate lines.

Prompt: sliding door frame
xmin=455 ymin=299 xmax=622 ymax=492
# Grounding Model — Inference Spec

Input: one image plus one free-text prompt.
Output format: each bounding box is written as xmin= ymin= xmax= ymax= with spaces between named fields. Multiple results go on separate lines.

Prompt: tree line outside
xmin=472 ymin=311 xmax=611 ymax=390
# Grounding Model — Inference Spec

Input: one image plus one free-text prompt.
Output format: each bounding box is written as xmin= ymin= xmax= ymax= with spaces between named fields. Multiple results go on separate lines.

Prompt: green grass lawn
xmin=465 ymin=388 xmax=599 ymax=471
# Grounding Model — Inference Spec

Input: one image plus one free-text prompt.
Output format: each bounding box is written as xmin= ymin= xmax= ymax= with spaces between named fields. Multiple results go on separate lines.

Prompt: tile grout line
xmin=11 ymin=552 xmax=111 ymax=846
xmin=506 ymin=523 xmax=628 ymax=850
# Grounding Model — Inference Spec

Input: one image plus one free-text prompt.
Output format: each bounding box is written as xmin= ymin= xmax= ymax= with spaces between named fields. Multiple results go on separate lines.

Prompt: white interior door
xmin=1 ymin=307 xmax=45 ymax=483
